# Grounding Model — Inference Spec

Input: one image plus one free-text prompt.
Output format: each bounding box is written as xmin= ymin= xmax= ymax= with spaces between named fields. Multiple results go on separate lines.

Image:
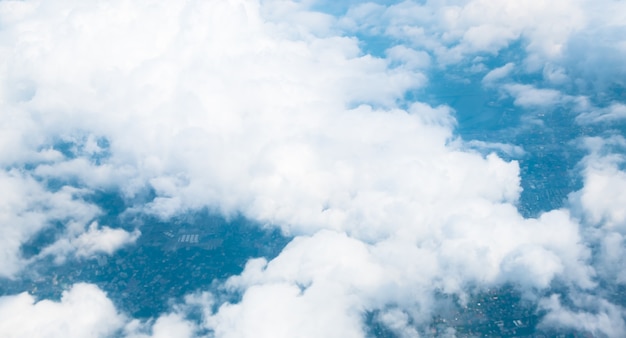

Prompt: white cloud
xmin=342 ymin=0 xmax=587 ymax=65
xmin=571 ymin=136 xmax=626 ymax=229
xmin=34 ymin=159 xmax=120 ymax=189
xmin=499 ymin=245 xmax=564 ymax=289
xmin=125 ymin=314 xmax=196 ymax=338
xmin=202 ymin=205 xmax=594 ymax=336
xmin=72 ymin=224 xmax=139 ymax=257
xmin=596 ymin=231 xmax=626 ymax=284
xmin=542 ymin=63 xmax=569 ymax=84
xmin=539 ymin=294 xmax=626 ymax=338
xmin=377 ymin=309 xmax=421 ymax=338
xmin=339 ymin=0 xmax=626 ymax=96
xmin=209 ymin=282 xmax=366 ymax=338
xmin=0 ymin=283 xmax=199 ymax=338
xmin=0 ymin=171 xmax=100 ymax=278
xmin=0 ymin=0 xmax=624 ymax=336
xmin=386 ymin=45 xmax=431 ymax=70
xmin=465 ymin=140 xmax=526 ymax=157
xmin=207 ymin=231 xmax=381 ymax=337
xmin=567 ymin=137 xmax=626 ymax=289
xmin=503 ymin=83 xmax=568 ymax=108
xmin=0 ymin=283 xmax=125 ymax=338
xmin=482 ymin=62 xmax=515 ymax=84
xmin=37 ymin=222 xmax=140 ymax=262
xmin=576 ymin=102 xmax=626 ymax=124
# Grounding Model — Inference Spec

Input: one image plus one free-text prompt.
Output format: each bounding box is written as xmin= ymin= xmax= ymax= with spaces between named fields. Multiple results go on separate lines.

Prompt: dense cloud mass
xmin=0 ymin=283 xmax=124 ymax=338
xmin=0 ymin=0 xmax=625 ymax=337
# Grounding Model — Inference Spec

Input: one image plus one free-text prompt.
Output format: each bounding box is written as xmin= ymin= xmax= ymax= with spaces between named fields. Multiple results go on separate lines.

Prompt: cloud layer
xmin=0 ymin=0 xmax=625 ymax=337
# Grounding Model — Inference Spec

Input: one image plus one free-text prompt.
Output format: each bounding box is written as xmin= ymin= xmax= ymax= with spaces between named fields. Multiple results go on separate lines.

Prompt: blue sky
xmin=0 ymin=0 xmax=626 ymax=337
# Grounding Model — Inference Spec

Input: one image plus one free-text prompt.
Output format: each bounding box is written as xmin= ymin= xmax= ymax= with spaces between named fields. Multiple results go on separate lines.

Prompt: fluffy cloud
xmin=341 ymin=0 xmax=586 ymax=65
xmin=0 ymin=283 xmax=125 ymax=338
xmin=124 ymin=314 xmax=196 ymax=338
xmin=0 ymin=283 xmax=199 ymax=338
xmin=502 ymin=84 xmax=570 ymax=108
xmin=576 ymin=102 xmax=626 ymax=124
xmin=0 ymin=0 xmax=625 ymax=337
xmin=464 ymin=140 xmax=525 ymax=158
xmin=572 ymin=136 xmax=626 ymax=230
xmin=568 ymin=137 xmax=626 ymax=284
xmin=0 ymin=171 xmax=100 ymax=278
xmin=482 ymin=62 xmax=515 ymax=84
xmin=37 ymin=222 xmax=140 ymax=262
xmin=341 ymin=0 xmax=626 ymax=97
xmin=199 ymin=205 xmax=594 ymax=335
xmin=539 ymin=294 xmax=626 ymax=338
